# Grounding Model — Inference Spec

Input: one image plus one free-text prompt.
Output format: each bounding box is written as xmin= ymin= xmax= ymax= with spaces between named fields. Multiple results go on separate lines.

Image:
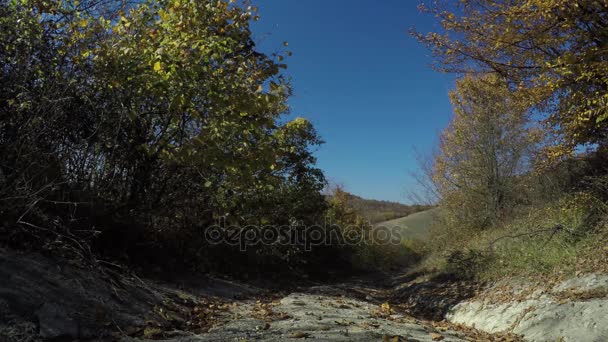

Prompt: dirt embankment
xmin=446 ymin=274 xmax=608 ymax=342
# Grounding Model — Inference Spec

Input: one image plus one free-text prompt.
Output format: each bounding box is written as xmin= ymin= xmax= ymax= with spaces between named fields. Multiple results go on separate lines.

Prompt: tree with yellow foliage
xmin=414 ymin=0 xmax=608 ymax=159
xmin=0 ymin=0 xmax=327 ymax=268
xmin=434 ymin=75 xmax=541 ymax=228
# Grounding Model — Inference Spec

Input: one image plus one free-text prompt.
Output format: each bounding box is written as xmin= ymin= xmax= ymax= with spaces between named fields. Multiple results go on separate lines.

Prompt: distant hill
xmin=342 ymin=193 xmax=434 ymax=224
xmin=375 ymin=208 xmax=440 ymax=241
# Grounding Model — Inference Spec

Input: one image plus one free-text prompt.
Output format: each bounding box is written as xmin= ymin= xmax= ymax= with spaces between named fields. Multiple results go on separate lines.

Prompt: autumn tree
xmin=434 ymin=75 xmax=541 ymax=228
xmin=413 ymin=0 xmax=608 ymax=159
xmin=0 ymin=0 xmax=327 ymax=270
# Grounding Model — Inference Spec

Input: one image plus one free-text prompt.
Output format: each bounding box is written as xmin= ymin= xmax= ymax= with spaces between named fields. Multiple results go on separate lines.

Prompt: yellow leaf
xmin=78 ymin=19 xmax=88 ymax=28
xmin=153 ymin=61 xmax=162 ymax=72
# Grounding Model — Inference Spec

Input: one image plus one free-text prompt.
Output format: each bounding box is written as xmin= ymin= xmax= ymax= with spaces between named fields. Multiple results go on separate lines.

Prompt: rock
xmin=552 ymin=273 xmax=608 ymax=293
xmin=36 ymin=303 xmax=79 ymax=339
xmin=446 ymin=273 xmax=608 ymax=341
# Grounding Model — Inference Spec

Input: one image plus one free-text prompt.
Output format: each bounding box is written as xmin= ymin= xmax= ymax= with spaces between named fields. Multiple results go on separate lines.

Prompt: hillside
xmin=376 ymin=208 xmax=439 ymax=242
xmin=343 ymin=193 xmax=434 ymax=224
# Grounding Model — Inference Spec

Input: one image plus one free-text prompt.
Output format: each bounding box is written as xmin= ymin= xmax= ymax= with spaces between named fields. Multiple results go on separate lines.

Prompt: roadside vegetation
xmin=411 ymin=0 xmax=608 ymax=281
xmin=0 ymin=0 xmax=385 ymax=278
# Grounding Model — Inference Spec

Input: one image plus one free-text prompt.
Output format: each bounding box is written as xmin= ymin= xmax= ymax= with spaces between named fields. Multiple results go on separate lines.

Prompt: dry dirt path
xmin=1 ymin=248 xmax=516 ymax=341
xmin=126 ymin=273 xmax=517 ymax=342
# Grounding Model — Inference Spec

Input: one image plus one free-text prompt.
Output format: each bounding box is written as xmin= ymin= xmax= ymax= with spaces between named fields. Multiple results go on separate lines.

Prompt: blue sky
xmin=251 ymin=0 xmax=455 ymax=204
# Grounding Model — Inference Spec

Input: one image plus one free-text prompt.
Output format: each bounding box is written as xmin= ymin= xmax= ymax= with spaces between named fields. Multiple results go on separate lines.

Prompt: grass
xmin=376 ymin=208 xmax=440 ymax=242
xmin=352 ymin=209 xmax=440 ymax=271
xmin=416 ymin=192 xmax=608 ymax=281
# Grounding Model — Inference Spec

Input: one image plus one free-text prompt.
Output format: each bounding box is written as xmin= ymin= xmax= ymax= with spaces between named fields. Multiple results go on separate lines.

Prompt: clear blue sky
xmin=251 ymin=0 xmax=455 ymax=204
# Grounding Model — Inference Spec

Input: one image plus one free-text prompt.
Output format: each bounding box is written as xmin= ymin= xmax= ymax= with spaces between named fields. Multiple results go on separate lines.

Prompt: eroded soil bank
xmin=446 ymin=274 xmax=608 ymax=342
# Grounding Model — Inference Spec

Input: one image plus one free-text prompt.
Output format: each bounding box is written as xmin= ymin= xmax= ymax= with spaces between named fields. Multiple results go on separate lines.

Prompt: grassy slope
xmin=376 ymin=208 xmax=439 ymax=242
xmin=343 ymin=192 xmax=434 ymax=224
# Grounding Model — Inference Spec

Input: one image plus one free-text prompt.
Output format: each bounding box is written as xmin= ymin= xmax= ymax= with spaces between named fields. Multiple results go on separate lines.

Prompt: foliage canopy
xmin=0 ymin=0 xmax=327 ymax=271
xmin=414 ymin=0 xmax=608 ymax=157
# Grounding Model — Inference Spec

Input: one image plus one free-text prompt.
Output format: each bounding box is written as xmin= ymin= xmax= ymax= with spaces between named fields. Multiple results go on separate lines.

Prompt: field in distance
xmin=375 ymin=208 xmax=439 ymax=242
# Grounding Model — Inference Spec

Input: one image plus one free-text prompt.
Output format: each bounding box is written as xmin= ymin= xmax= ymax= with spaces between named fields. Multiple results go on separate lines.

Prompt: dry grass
xmin=416 ymin=192 xmax=608 ymax=281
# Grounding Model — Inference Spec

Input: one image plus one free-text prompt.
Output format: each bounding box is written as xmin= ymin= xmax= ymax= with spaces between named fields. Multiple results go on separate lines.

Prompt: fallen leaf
xmin=143 ymin=327 xmax=162 ymax=338
xmin=430 ymin=332 xmax=445 ymax=341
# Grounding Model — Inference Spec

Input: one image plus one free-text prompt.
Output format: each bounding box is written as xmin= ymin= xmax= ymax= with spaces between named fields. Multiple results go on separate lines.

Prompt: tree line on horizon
xmin=335 ymin=191 xmax=434 ymax=224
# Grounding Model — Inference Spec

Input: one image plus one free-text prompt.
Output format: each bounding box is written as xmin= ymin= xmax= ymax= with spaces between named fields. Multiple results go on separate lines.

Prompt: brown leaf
xmin=430 ymin=332 xmax=445 ymax=341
